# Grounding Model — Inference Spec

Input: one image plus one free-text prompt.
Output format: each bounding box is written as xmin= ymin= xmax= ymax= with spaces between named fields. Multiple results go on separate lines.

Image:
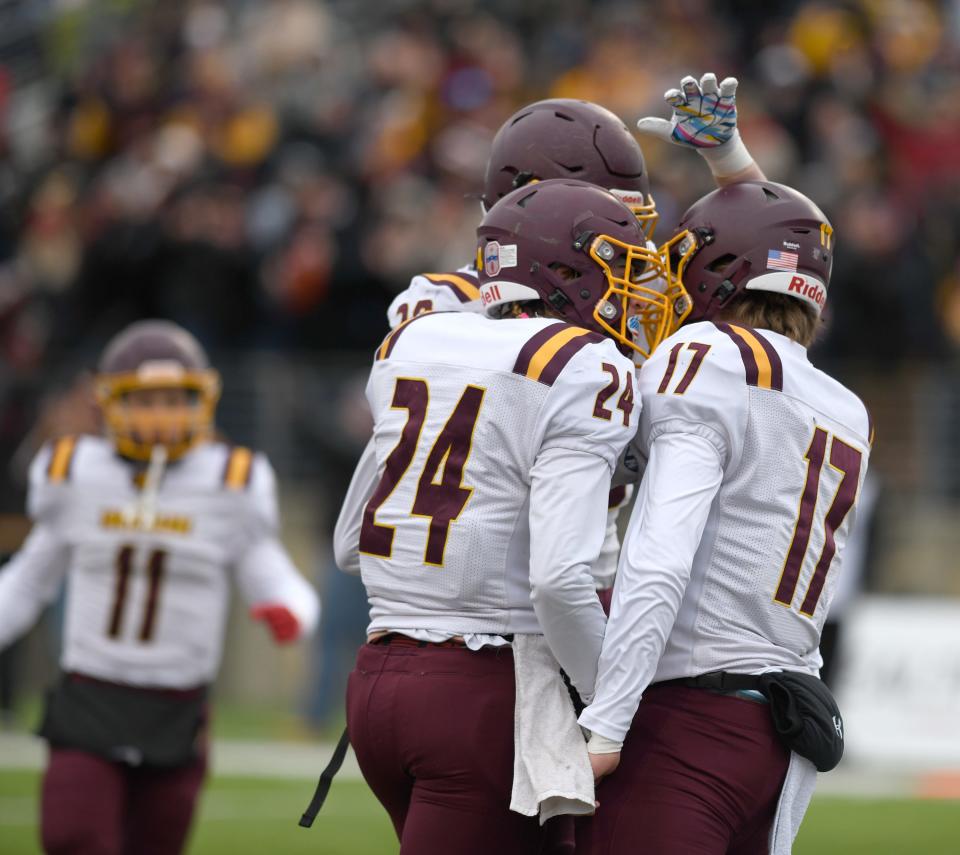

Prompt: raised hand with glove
xmin=636 ymin=72 xmax=765 ymax=184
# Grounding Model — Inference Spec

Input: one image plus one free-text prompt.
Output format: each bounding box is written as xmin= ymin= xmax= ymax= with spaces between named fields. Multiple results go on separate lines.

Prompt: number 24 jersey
xmin=355 ymin=311 xmax=637 ymax=639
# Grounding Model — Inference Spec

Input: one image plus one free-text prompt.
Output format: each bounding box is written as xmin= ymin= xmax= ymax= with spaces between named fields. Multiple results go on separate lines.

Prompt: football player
xmin=388 ymin=73 xmax=763 ymax=329
xmin=0 ymin=320 xmax=319 ymax=855
xmin=380 ymin=73 xmax=766 ymax=608
xmin=578 ymin=182 xmax=872 ymax=854
xmin=333 ymin=178 xmax=689 ymax=854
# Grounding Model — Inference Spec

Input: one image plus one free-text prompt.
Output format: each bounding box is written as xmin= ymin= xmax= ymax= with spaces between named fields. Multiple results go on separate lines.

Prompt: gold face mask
xmin=96 ymin=362 xmax=221 ymax=462
xmin=589 ymin=231 xmax=694 ymax=361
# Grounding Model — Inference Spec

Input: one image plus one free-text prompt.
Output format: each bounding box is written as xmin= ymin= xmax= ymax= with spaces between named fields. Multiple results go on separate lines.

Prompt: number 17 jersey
xmin=358 ymin=311 xmax=637 ymax=638
xmin=638 ymin=320 xmax=872 ymax=679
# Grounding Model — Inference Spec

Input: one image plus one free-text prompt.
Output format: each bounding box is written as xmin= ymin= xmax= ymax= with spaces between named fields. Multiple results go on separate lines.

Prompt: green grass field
xmin=1 ymin=769 xmax=958 ymax=854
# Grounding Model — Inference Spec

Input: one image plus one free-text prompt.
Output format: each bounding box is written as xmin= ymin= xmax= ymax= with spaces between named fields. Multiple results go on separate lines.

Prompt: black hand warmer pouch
xmin=758 ymin=670 xmax=843 ymax=772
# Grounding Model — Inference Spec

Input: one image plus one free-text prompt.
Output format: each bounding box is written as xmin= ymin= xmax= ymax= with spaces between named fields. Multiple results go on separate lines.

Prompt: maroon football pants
xmin=347 ymin=640 xmax=573 ymax=855
xmin=597 ymin=587 xmax=613 ymax=616
xmin=578 ymin=684 xmax=789 ymax=855
xmin=41 ymin=747 xmax=206 ymax=855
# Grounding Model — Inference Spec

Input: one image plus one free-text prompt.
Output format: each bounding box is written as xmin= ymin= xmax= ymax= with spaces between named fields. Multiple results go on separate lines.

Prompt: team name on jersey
xmin=100 ymin=509 xmax=193 ymax=535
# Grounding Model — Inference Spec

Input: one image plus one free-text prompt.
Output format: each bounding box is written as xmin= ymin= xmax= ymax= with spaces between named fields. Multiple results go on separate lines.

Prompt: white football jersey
xmin=359 ymin=311 xmax=637 ymax=645
xmin=645 ymin=321 xmax=871 ymax=676
xmin=0 ymin=436 xmax=318 ymax=688
xmin=387 ymin=265 xmax=484 ymax=329
xmin=581 ymin=320 xmax=872 ymax=742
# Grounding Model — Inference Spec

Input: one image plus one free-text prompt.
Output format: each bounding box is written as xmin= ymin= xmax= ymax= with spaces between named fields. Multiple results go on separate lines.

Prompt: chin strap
xmin=299 ymin=727 xmax=351 ymax=828
xmin=123 ymin=444 xmax=168 ymax=528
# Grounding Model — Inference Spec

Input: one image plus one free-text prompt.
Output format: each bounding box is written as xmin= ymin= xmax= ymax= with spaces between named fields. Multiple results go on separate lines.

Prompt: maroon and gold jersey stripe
xmin=47 ymin=436 xmax=78 ymax=483
xmin=423 ymin=272 xmax=481 ymax=303
xmin=223 ymin=446 xmax=254 ymax=490
xmin=513 ymin=323 xmax=604 ymax=386
xmin=714 ymin=323 xmax=783 ymax=391
xmin=513 ymin=322 xmax=570 ymax=377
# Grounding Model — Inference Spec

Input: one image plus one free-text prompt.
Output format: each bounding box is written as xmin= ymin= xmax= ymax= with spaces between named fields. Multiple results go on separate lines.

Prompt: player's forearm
xmin=590 ymin=506 xmax=622 ymax=591
xmin=580 ymin=433 xmax=723 ymax=740
xmin=333 ymin=438 xmax=378 ymax=576
xmin=529 ymin=448 xmax=611 ymax=699
xmin=0 ymin=580 xmax=46 ymax=650
xmin=237 ymin=539 xmax=320 ymax=636
xmin=713 ymin=159 xmax=766 ymax=186
xmin=578 ymin=562 xmax=689 ymax=742
xmin=0 ymin=526 xmax=69 ymax=650
xmin=277 ymin=563 xmax=321 ymax=636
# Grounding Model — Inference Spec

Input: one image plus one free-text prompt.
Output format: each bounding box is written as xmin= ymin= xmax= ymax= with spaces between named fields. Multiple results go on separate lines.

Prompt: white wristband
xmin=697 ymin=131 xmax=755 ymax=178
xmin=587 ymin=731 xmax=624 ymax=754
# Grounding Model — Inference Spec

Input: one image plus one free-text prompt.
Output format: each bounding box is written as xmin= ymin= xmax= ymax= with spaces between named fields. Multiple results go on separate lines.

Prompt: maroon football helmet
xmin=481 ymin=99 xmax=658 ymax=238
xmin=477 ymin=179 xmax=689 ymax=358
xmin=96 ymin=320 xmax=221 ymax=461
xmin=668 ymin=181 xmax=834 ymax=323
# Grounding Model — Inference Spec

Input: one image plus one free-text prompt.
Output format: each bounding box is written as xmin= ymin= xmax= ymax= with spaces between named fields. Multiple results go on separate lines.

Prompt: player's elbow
xmin=332 ymin=528 xmax=361 ymax=576
xmin=528 ymin=562 xmax=583 ymax=610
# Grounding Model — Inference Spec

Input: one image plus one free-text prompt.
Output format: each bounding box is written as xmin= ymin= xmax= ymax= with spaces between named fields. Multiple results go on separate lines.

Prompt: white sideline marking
xmin=1 ymin=731 xmax=955 ymax=801
xmin=0 ymin=731 xmax=362 ymax=780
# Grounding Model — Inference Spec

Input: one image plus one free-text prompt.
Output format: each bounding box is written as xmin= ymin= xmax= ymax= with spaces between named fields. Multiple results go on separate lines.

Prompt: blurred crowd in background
xmin=1 ymin=0 xmax=959 ymax=724
xmin=0 ymin=1 xmax=958 ymax=371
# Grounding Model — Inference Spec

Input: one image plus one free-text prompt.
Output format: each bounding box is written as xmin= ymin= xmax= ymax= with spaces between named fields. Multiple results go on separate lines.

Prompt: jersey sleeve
xmin=0 ymin=440 xmax=75 ymax=650
xmin=241 ymin=452 xmax=281 ymax=538
xmin=232 ymin=453 xmax=320 ymax=635
xmin=527 ymin=340 xmax=639 ymax=700
xmin=580 ymin=429 xmax=725 ymax=743
xmin=0 ymin=523 xmax=71 ymax=651
xmin=333 ymin=437 xmax=378 ymax=576
xmin=26 ymin=437 xmax=77 ymax=524
xmin=637 ymin=328 xmax=748 ymax=467
xmin=387 ymin=270 xmax=482 ymax=329
xmin=591 ymin=485 xmax=634 ymax=590
xmin=535 ymin=340 xmax=639 ymax=474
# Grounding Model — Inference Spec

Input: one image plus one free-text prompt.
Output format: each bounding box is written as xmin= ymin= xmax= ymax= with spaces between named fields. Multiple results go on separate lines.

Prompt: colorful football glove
xmin=250 ymin=604 xmax=301 ymax=644
xmin=636 ymin=73 xmax=754 ymax=177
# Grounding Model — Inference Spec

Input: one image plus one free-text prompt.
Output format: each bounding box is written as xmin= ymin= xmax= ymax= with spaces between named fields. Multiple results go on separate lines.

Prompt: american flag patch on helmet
xmin=767 ymin=249 xmax=798 ymax=272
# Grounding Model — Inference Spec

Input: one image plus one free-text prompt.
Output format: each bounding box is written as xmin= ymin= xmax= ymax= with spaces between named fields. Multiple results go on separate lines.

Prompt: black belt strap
xmin=654 ymin=671 xmax=764 ymax=693
xmin=298 ymin=727 xmax=351 ymax=828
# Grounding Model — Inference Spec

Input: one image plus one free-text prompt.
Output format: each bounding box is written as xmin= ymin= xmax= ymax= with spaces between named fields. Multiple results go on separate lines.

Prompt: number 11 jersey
xmin=0 ymin=437 xmax=317 ymax=688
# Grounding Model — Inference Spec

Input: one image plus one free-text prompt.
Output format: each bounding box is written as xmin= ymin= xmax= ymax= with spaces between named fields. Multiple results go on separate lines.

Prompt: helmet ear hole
xmin=513 ymin=171 xmax=535 ymax=190
xmin=705 ymin=253 xmax=738 ymax=273
xmin=548 ymin=262 xmax=581 ymax=282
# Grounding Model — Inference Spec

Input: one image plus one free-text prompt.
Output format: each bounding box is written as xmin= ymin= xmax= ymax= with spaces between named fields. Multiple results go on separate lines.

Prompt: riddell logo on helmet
xmin=480 ymin=285 xmax=502 ymax=307
xmin=787 ymin=275 xmax=825 ymax=308
xmin=610 ymin=189 xmax=645 ymax=206
xmin=745 ymin=270 xmax=827 ymax=314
